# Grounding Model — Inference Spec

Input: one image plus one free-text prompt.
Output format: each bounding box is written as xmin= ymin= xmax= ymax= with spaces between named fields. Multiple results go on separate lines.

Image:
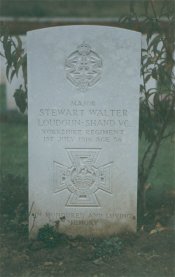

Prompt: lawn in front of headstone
xmin=0 ymin=113 xmax=28 ymax=178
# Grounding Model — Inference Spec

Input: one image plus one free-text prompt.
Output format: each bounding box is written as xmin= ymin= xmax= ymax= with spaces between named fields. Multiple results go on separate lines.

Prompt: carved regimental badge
xmin=53 ymin=149 xmax=112 ymax=207
xmin=65 ymin=42 xmax=102 ymax=92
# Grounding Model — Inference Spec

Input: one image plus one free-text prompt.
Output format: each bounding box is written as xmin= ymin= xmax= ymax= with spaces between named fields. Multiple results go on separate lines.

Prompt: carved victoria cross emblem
xmin=65 ymin=42 xmax=103 ymax=92
xmin=53 ymin=149 xmax=112 ymax=207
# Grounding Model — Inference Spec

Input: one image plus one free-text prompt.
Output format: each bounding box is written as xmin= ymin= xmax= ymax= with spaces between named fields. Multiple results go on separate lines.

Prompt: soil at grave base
xmin=0 ymin=230 xmax=174 ymax=277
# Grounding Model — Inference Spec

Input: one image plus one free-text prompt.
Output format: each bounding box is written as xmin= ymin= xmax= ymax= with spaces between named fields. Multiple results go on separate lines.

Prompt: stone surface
xmin=27 ymin=26 xmax=141 ymax=237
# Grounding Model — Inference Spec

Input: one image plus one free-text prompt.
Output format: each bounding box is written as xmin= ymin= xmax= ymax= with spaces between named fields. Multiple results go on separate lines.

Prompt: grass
xmin=0 ymin=114 xmax=28 ymax=178
xmin=1 ymin=0 xmax=163 ymax=18
xmin=147 ymin=137 xmax=175 ymax=189
xmin=0 ymin=84 xmax=7 ymax=113
xmin=139 ymin=134 xmax=175 ymax=190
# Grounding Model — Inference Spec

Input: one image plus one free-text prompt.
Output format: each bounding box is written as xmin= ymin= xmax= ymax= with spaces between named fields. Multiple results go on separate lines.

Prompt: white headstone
xmin=27 ymin=26 xmax=141 ymax=237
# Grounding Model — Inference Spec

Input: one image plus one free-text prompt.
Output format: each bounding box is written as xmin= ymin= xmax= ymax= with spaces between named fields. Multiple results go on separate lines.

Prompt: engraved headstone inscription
xmin=27 ymin=26 xmax=141 ymax=237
